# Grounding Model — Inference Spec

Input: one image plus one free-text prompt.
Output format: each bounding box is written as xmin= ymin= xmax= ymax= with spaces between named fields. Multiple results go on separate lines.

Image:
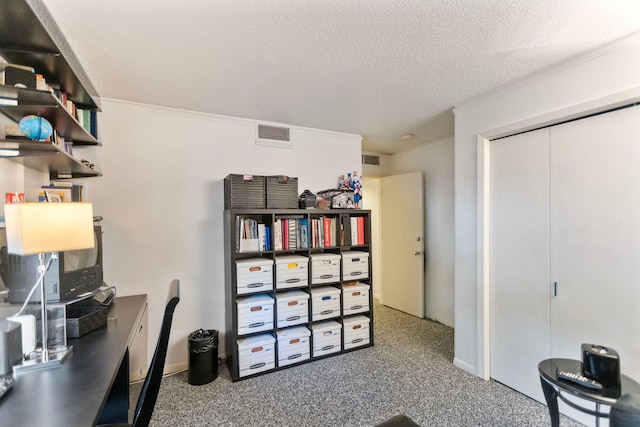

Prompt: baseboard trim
xmin=164 ymin=361 xmax=188 ymax=376
xmin=453 ymin=358 xmax=478 ymax=376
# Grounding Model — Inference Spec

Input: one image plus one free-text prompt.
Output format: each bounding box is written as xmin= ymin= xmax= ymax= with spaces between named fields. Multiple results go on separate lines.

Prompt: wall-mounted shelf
xmin=0 ymin=0 xmax=101 ymax=179
xmin=0 ymin=139 xmax=101 ymax=179
xmin=0 ymin=0 xmax=100 ymax=110
xmin=0 ymin=86 xmax=99 ymax=145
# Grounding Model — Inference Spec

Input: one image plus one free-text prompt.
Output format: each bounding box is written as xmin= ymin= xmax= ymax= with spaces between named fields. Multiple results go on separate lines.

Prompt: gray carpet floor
xmin=141 ymin=301 xmax=584 ymax=426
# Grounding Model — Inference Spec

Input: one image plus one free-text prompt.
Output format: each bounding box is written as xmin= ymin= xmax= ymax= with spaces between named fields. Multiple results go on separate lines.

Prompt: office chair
xmin=375 ymin=415 xmax=420 ymax=426
xmin=610 ymin=393 xmax=640 ymax=427
xmin=100 ymin=279 xmax=180 ymax=427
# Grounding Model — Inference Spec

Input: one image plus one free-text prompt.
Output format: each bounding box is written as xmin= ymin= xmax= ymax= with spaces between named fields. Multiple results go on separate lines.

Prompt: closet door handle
xmin=554 ymin=282 xmax=557 ymax=297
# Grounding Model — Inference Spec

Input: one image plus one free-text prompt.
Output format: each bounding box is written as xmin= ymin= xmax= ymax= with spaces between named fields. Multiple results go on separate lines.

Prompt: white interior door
xmin=380 ymin=172 xmax=424 ymax=317
xmin=550 ymin=106 xmax=640 ymax=383
xmin=489 ymin=128 xmax=551 ymax=402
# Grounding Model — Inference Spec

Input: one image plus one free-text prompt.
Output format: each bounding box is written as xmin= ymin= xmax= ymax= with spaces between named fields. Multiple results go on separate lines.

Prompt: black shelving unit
xmin=0 ymin=0 xmax=101 ymax=180
xmin=224 ymin=208 xmax=374 ymax=381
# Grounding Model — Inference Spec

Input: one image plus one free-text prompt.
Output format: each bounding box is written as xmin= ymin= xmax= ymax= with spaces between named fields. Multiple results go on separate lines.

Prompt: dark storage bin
xmin=224 ymin=174 xmax=265 ymax=209
xmin=66 ymin=299 xmax=108 ymax=338
xmin=188 ymin=329 xmax=219 ymax=385
xmin=266 ymin=175 xmax=298 ymax=208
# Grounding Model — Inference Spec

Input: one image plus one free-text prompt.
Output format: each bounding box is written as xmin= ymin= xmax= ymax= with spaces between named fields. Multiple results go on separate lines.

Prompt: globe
xmin=19 ymin=115 xmax=53 ymax=140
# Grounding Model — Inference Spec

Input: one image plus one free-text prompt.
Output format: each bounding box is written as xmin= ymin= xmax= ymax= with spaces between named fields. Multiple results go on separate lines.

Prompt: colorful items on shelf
xmin=338 ymin=171 xmax=362 ymax=208
xmin=19 ymin=115 xmax=52 ymax=141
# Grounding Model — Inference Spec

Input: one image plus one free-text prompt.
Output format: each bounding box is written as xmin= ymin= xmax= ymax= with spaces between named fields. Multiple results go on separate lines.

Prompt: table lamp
xmin=4 ymin=202 xmax=94 ymax=371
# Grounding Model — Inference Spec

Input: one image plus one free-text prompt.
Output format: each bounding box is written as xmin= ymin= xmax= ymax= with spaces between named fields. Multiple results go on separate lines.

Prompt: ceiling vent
xmin=362 ymin=154 xmax=380 ymax=165
xmin=256 ymin=123 xmax=292 ymax=149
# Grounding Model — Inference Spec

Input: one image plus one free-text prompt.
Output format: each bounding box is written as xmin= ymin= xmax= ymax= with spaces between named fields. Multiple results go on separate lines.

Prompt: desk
xmin=0 ymin=295 xmax=147 ymax=426
xmin=538 ymin=358 xmax=640 ymax=427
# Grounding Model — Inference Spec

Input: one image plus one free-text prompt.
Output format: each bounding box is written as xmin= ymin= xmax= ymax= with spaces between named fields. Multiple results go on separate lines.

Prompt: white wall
xmin=362 ymin=151 xmax=391 ymax=178
xmin=0 ymin=161 xmax=24 ymax=204
xmin=81 ymin=99 xmax=362 ymax=372
xmin=362 ymin=177 xmax=381 ymax=299
xmin=388 ymin=138 xmax=455 ymax=327
xmin=453 ymin=32 xmax=640 ymax=376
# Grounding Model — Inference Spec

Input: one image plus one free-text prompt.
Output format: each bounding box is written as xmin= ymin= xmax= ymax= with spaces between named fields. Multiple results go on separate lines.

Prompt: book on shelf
xmin=38 ymin=183 xmax=84 ymax=202
xmin=357 ymin=217 xmax=365 ymax=245
xmin=287 ymin=218 xmax=297 ymax=249
xmin=282 ymin=218 xmax=289 ymax=250
xmin=299 ymin=218 xmax=309 ymax=249
xmin=236 ymin=216 xmax=269 ymax=252
xmin=273 ymin=219 xmax=283 ymax=251
xmin=258 ymin=224 xmax=271 ymax=251
xmin=350 ymin=217 xmax=358 ymax=246
xmin=0 ymin=97 xmax=18 ymax=106
xmin=323 ymin=217 xmax=331 ymax=248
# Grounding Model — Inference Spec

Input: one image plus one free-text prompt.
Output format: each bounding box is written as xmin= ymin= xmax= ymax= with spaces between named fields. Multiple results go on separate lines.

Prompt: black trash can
xmin=188 ymin=329 xmax=218 ymax=385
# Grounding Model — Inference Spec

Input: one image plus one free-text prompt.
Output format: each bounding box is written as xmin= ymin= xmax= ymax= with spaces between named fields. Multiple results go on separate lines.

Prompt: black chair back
xmin=132 ymin=279 xmax=180 ymax=427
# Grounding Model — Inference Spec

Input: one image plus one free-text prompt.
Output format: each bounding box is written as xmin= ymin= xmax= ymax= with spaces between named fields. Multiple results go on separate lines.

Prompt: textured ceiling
xmin=40 ymin=0 xmax=640 ymax=154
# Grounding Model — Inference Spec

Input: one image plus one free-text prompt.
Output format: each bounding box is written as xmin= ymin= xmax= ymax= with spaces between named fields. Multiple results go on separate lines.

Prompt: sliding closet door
xmin=489 ymin=128 xmax=550 ymax=402
xmin=550 ymin=106 xmax=640 ymax=383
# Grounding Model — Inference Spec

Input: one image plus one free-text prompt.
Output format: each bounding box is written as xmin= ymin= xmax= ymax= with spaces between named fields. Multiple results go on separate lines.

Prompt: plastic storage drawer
xmin=310 ymin=253 xmax=341 ymax=284
xmin=275 ymin=255 xmax=309 ymax=289
xmin=237 ymin=333 xmax=275 ymax=377
xmin=310 ymin=286 xmax=341 ymax=321
xmin=237 ymin=293 xmax=274 ymax=335
xmin=342 ymin=251 xmax=369 ymax=280
xmin=236 ymin=258 xmax=273 ymax=295
xmin=276 ymin=290 xmax=309 ymax=328
xmin=312 ymin=320 xmax=342 ymax=357
xmin=343 ymin=315 xmax=371 ymax=350
xmin=276 ymin=326 xmax=310 ymax=367
xmin=342 ymin=282 xmax=370 ymax=315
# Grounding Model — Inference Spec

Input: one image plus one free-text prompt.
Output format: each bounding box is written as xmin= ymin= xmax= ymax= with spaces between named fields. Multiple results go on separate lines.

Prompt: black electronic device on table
xmin=0 ymin=225 xmax=103 ymax=303
xmin=582 ymin=343 xmax=621 ymax=388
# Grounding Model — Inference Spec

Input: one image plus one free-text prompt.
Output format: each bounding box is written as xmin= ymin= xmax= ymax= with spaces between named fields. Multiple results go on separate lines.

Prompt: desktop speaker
xmin=0 ymin=319 xmax=22 ymax=374
xmin=582 ymin=343 xmax=621 ymax=388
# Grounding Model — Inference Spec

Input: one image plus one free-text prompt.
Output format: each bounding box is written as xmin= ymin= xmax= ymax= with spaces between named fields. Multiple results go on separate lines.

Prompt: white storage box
xmin=342 ymin=282 xmax=370 ymax=315
xmin=276 ymin=326 xmax=311 ymax=367
xmin=310 ymin=253 xmax=341 ymax=284
xmin=236 ymin=258 xmax=273 ymax=295
xmin=342 ymin=251 xmax=369 ymax=280
xmin=276 ymin=290 xmax=309 ymax=328
xmin=343 ymin=315 xmax=371 ymax=350
xmin=312 ymin=320 xmax=342 ymax=357
xmin=237 ymin=293 xmax=274 ymax=335
xmin=237 ymin=333 xmax=275 ymax=377
xmin=275 ymin=255 xmax=309 ymax=289
xmin=310 ymin=286 xmax=341 ymax=321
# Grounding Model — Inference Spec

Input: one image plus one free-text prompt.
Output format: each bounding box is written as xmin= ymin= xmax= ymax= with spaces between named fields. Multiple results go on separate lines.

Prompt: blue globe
xmin=19 ymin=115 xmax=53 ymax=140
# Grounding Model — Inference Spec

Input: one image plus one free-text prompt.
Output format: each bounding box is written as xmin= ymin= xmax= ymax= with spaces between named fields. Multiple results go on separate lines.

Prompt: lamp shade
xmin=4 ymin=202 xmax=95 ymax=255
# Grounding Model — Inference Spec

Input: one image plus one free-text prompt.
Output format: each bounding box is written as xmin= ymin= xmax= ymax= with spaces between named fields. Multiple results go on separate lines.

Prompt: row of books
xmin=37 ymin=182 xmax=85 ymax=202
xmin=235 ymin=215 xmax=368 ymax=253
xmin=51 ymin=88 xmax=98 ymax=139
xmin=236 ymin=216 xmax=271 ymax=252
xmin=349 ymin=216 xmax=366 ymax=246
xmin=1 ymin=63 xmax=98 ymax=140
xmin=273 ymin=216 xmax=309 ymax=250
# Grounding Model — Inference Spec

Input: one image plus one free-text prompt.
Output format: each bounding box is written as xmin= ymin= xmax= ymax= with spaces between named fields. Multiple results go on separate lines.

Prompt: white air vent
xmin=256 ymin=123 xmax=292 ymax=149
xmin=362 ymin=154 xmax=380 ymax=165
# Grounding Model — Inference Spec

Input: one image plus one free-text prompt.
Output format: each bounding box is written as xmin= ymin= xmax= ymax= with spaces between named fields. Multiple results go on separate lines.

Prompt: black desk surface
xmin=0 ymin=294 xmax=147 ymax=426
xmin=538 ymin=358 xmax=640 ymax=404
